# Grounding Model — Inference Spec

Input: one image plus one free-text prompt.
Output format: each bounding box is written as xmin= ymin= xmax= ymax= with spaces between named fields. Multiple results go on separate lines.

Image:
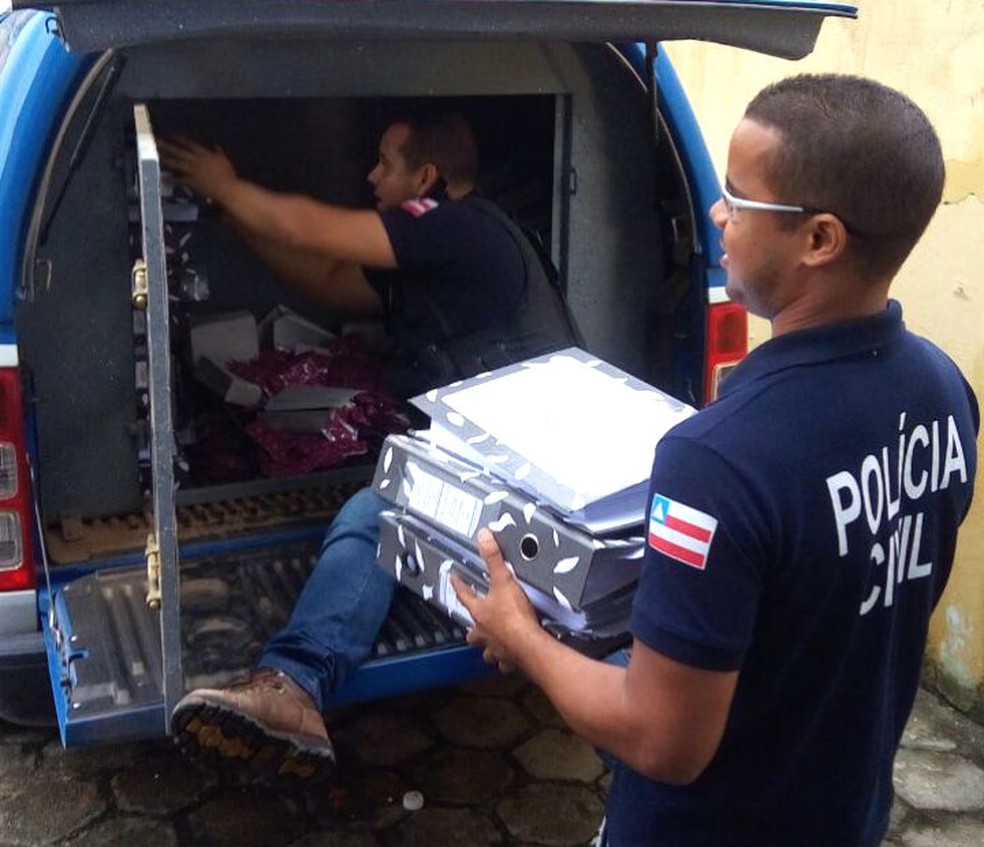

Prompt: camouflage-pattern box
xmin=372 ymin=433 xmax=643 ymax=611
xmin=376 ymin=510 xmax=635 ymax=654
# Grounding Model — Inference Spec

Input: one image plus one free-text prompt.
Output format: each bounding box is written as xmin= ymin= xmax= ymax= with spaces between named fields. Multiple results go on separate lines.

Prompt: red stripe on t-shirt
xmin=648 ymin=532 xmax=708 ymax=570
xmin=664 ymin=513 xmax=713 ymax=543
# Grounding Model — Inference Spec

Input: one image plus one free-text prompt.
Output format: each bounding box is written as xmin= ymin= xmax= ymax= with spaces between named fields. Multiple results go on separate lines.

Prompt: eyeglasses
xmin=720 ymin=185 xmax=863 ymax=237
xmin=721 ymin=184 xmax=815 ymax=217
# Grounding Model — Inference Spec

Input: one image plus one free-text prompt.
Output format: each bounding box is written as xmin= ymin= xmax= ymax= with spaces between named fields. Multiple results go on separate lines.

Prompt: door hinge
xmin=145 ymin=531 xmax=161 ymax=610
xmin=131 ymin=258 xmax=149 ymax=310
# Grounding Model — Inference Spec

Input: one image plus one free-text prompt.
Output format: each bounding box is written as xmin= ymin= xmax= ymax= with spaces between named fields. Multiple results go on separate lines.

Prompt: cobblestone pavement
xmin=0 ymin=679 xmax=982 ymax=846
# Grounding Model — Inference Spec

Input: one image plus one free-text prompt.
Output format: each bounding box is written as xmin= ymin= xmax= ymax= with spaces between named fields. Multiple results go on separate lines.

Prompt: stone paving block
xmin=65 ymin=815 xmax=179 ymax=847
xmin=306 ymin=769 xmax=408 ymax=830
xmin=0 ymin=776 xmax=106 ymax=845
xmin=413 ymin=747 xmax=515 ymax=804
xmin=433 ymin=696 xmax=530 ymax=749
xmin=378 ymin=688 xmax=454 ymax=715
xmin=0 ymin=739 xmax=36 ymax=784
xmin=0 ymin=728 xmax=53 ymax=746
xmin=337 ymin=712 xmax=435 ymax=768
xmin=186 ymin=787 xmax=302 ymax=847
xmin=513 ymin=729 xmax=605 ymax=783
xmin=893 ymin=749 xmax=984 ymax=811
xmin=458 ymin=674 xmax=531 ymax=700
xmin=521 ymin=686 xmax=565 ymax=729
xmin=41 ymin=737 xmax=148 ymax=778
xmin=906 ymin=689 xmax=984 ymax=765
xmin=884 ymin=792 xmax=911 ymax=838
xmin=896 ymin=817 xmax=984 ymax=847
xmin=289 ymin=829 xmax=382 ymax=846
xmin=395 ymin=806 xmax=505 ymax=847
xmin=111 ymin=754 xmax=214 ymax=813
xmin=903 ymin=692 xmax=960 ymax=752
xmin=497 ymin=783 xmax=603 ymax=846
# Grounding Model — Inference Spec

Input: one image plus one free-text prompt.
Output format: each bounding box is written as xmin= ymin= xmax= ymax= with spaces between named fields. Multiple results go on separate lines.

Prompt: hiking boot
xmin=171 ymin=668 xmax=335 ymax=786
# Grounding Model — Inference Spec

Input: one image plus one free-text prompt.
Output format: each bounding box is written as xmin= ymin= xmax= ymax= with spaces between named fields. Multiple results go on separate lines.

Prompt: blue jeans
xmin=258 ymin=487 xmax=395 ymax=711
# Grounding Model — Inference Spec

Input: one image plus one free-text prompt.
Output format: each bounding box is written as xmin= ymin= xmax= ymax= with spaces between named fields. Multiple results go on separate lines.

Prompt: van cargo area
xmin=16 ymin=35 xmax=696 ymax=742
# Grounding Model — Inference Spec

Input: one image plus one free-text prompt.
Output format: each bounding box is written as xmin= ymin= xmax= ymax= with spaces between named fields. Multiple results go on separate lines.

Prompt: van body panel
xmin=0 ymin=590 xmax=36 ymax=636
xmin=0 ymin=12 xmax=88 ymax=325
xmin=17 ymin=0 xmax=857 ymax=59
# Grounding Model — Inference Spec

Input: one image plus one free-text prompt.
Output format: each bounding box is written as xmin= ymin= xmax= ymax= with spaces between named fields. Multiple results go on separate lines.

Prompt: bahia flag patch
xmin=648 ymin=492 xmax=718 ymax=571
xmin=400 ymin=197 xmax=439 ymax=218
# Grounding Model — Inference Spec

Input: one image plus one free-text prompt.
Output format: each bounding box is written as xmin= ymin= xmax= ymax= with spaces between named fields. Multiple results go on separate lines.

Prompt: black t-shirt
xmin=364 ymin=194 xmax=526 ymax=368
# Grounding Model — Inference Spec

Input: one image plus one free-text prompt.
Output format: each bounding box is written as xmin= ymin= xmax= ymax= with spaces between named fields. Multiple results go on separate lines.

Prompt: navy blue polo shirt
xmin=365 ymin=193 xmax=525 ymax=356
xmin=607 ymin=300 xmax=979 ymax=847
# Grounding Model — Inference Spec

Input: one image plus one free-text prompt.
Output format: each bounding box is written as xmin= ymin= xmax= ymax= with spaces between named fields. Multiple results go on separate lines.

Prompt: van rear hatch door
xmin=19 ymin=0 xmax=856 ymax=58
xmin=42 ymin=104 xmax=183 ymax=745
xmin=131 ymin=103 xmax=183 ymax=733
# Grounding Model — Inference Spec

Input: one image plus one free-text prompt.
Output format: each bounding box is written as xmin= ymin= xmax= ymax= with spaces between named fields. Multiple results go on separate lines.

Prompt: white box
xmin=188 ymin=311 xmax=259 ymax=367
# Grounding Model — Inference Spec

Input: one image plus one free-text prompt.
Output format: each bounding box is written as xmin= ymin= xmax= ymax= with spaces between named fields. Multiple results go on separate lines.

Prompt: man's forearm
xmin=238 ymin=225 xmax=340 ymax=291
xmin=458 ymin=531 xmax=722 ymax=782
xmin=234 ymin=226 xmax=382 ymax=316
xmin=213 ymin=179 xmax=326 ymax=249
xmin=212 ymin=178 xmax=395 ymax=268
xmin=513 ymin=626 xmax=730 ymax=785
xmin=513 ymin=628 xmax=641 ymax=766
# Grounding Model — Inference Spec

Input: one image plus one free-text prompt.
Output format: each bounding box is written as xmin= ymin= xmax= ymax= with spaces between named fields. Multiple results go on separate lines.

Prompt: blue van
xmin=0 ymin=0 xmax=856 ymax=746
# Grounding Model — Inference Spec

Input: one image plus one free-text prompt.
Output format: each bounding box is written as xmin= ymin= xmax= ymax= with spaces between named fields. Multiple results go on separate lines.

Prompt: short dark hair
xmin=744 ymin=74 xmax=944 ymax=279
xmin=396 ymin=112 xmax=479 ymax=186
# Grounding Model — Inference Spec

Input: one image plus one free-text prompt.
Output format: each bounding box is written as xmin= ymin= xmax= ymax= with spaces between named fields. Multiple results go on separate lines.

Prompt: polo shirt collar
xmin=720 ymin=299 xmax=905 ymax=399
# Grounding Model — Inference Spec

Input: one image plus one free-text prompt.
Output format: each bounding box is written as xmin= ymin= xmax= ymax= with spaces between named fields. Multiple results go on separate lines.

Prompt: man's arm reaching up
xmin=160 ymin=137 xmax=397 ymax=269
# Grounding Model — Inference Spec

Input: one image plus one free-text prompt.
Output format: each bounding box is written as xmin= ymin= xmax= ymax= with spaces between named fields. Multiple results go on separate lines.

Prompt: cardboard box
xmin=259 ymin=305 xmax=334 ymax=352
xmin=259 ymin=385 xmax=359 ymax=433
xmin=193 ymin=357 xmax=264 ymax=408
xmin=189 ymin=310 xmax=259 ymax=367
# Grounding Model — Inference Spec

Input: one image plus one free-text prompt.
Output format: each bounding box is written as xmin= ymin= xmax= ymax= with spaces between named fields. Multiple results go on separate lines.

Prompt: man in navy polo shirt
xmin=456 ymin=75 xmax=979 ymax=846
xmin=162 ymin=113 xmax=574 ymax=783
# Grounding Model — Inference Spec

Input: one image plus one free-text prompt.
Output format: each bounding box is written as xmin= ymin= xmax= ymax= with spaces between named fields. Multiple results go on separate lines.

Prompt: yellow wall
xmin=666 ymin=0 xmax=984 ymax=713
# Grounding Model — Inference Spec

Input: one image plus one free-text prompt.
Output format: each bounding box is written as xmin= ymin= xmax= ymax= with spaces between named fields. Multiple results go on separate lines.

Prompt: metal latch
xmin=131 ymin=258 xmax=148 ymax=310
xmin=669 ymin=213 xmax=692 ymax=266
xmin=145 ymin=531 xmax=161 ymax=610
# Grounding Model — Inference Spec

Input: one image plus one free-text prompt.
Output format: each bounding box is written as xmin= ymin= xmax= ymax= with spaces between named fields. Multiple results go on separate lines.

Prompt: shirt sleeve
xmin=631 ymin=435 xmax=770 ymax=672
xmin=379 ymin=201 xmax=459 ymax=271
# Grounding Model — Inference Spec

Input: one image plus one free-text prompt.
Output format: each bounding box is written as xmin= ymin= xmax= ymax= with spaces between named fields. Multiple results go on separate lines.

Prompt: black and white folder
xmin=372 ymin=433 xmax=645 ymax=610
xmin=376 ymin=510 xmax=635 ymax=657
xmin=409 ymin=347 xmax=695 ymax=535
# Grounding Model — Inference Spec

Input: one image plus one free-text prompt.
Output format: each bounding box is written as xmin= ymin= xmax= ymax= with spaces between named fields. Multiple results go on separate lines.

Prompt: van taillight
xmin=0 ymin=369 xmax=34 ymax=591
xmin=704 ymin=302 xmax=748 ymax=405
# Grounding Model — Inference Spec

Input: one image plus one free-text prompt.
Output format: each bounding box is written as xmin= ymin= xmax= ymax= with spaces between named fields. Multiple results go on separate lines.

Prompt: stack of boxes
xmin=372 ymin=348 xmax=696 ymax=654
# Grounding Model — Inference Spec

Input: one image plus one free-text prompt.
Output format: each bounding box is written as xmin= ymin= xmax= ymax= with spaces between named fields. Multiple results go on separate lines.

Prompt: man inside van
xmin=161 ymin=112 xmax=577 ymax=783
xmin=454 ymin=74 xmax=979 ymax=847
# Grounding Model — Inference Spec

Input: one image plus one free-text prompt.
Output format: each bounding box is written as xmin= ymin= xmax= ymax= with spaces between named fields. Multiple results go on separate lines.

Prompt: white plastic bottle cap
xmin=402 ymin=790 xmax=425 ymax=812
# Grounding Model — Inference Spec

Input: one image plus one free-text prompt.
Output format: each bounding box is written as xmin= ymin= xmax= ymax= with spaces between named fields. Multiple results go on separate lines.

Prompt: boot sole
xmin=171 ymin=697 xmax=336 ymax=787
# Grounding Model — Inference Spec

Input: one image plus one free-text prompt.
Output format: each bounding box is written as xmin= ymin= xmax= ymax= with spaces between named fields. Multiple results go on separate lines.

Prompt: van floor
xmin=52 ymin=538 xmax=467 ymax=733
xmin=45 ymin=476 xmax=370 ymax=564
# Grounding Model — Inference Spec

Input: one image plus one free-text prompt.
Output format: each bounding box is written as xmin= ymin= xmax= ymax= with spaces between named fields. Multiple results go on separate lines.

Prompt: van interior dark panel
xmin=18 ymin=39 xmax=679 ymax=546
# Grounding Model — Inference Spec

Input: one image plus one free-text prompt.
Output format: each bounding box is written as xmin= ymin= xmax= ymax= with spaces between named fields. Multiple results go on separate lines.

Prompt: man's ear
xmin=803 ymin=213 xmax=850 ymax=269
xmin=416 ymin=162 xmax=441 ymax=197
